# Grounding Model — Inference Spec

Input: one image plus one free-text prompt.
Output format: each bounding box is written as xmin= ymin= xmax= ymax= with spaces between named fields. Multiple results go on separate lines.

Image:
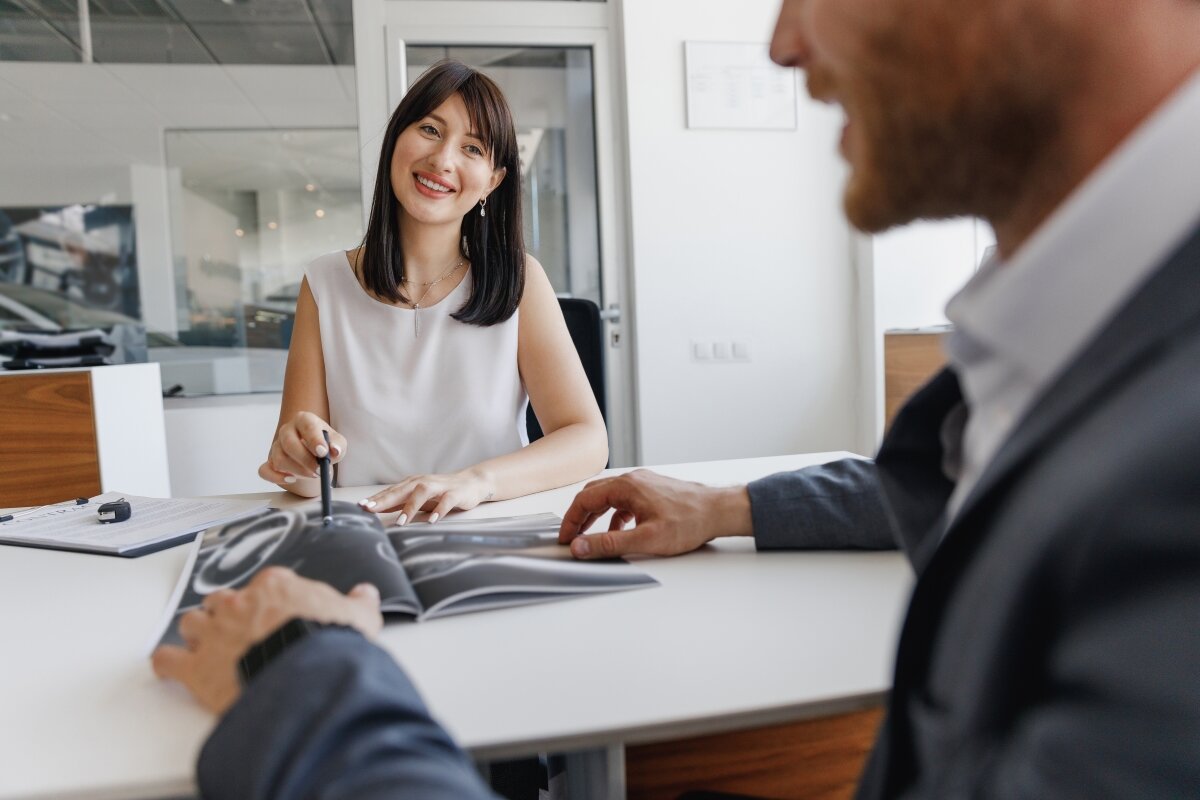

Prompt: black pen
xmin=320 ymin=430 xmax=333 ymax=527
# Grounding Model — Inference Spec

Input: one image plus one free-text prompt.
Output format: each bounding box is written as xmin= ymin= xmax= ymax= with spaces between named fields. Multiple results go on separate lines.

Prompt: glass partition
xmin=0 ymin=1 xmax=359 ymax=395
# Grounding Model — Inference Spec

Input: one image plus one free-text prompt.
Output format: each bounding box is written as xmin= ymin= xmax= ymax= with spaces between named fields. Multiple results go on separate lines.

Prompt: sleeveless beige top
xmin=304 ymin=250 xmax=528 ymax=487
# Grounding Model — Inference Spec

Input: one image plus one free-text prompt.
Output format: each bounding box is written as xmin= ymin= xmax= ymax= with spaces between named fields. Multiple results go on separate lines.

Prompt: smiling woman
xmin=261 ymin=60 xmax=608 ymax=526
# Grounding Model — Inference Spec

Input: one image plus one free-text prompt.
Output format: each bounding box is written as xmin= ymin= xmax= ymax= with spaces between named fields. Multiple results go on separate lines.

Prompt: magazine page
xmin=386 ymin=514 xmax=659 ymax=621
xmin=158 ymin=502 xmax=420 ymax=646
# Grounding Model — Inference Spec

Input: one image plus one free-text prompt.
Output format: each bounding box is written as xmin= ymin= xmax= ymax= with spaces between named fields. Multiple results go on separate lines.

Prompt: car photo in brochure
xmin=158 ymin=502 xmax=658 ymax=645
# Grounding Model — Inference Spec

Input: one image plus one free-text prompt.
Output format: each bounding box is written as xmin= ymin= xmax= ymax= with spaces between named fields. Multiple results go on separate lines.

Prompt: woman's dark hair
xmin=358 ymin=59 xmax=524 ymax=325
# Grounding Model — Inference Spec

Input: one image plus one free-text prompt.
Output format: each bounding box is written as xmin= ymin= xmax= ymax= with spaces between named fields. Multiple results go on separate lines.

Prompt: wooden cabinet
xmin=883 ymin=331 xmax=948 ymax=429
xmin=626 ymin=707 xmax=884 ymax=800
xmin=0 ymin=363 xmax=170 ymax=506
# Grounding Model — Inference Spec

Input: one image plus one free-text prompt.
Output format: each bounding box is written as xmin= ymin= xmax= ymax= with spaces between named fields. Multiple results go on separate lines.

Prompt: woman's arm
xmin=362 ymin=256 xmax=608 ymax=521
xmin=258 ymin=277 xmax=347 ymax=497
xmin=477 ymin=254 xmax=609 ymax=492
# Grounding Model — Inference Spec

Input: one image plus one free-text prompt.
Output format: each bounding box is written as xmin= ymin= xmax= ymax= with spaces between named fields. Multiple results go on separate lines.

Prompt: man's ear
xmin=488 ymin=166 xmax=507 ymax=194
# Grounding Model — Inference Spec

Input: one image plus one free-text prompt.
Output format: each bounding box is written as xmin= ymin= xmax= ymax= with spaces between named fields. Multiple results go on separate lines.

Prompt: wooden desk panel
xmin=0 ymin=371 xmax=101 ymax=506
xmin=626 ymin=707 xmax=884 ymax=800
xmin=884 ymin=333 xmax=947 ymax=429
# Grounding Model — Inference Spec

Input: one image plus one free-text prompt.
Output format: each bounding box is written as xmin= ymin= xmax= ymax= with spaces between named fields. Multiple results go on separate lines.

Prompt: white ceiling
xmin=168 ymin=127 xmax=361 ymax=193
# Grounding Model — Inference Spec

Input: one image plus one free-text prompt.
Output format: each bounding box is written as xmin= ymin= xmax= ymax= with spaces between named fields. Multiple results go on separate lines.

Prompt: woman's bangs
xmin=460 ymin=78 xmax=511 ymax=165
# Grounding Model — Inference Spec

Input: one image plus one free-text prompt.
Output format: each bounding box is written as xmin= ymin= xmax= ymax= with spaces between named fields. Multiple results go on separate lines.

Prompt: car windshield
xmin=0 ymin=283 xmax=180 ymax=346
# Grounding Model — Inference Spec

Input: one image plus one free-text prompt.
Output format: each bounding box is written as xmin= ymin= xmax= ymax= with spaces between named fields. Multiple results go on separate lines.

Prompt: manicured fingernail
xmin=283 ymin=476 xmax=297 ymax=484
xmin=314 ymin=445 xmax=328 ymax=457
xmin=397 ymin=513 xmax=407 ymax=526
xmin=331 ymin=445 xmax=342 ymax=457
xmin=359 ymin=499 xmax=377 ymax=509
xmin=429 ymin=512 xmax=440 ymax=524
xmin=353 ymin=583 xmax=380 ymax=599
xmin=572 ymin=538 xmax=590 ymax=557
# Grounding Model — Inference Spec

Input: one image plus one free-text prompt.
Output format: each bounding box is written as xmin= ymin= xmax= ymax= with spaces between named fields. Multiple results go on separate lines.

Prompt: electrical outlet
xmin=694 ymin=340 xmax=751 ymax=362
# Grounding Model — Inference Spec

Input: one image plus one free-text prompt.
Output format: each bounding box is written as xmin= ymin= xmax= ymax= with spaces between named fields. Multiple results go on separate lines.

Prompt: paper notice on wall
xmin=685 ymin=41 xmax=798 ymax=131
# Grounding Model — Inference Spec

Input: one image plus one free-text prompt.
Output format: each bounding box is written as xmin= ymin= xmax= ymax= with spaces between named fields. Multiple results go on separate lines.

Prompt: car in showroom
xmin=0 ymin=282 xmax=286 ymax=395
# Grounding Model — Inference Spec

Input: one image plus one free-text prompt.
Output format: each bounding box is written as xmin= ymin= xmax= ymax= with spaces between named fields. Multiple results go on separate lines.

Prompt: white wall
xmin=619 ymin=0 xmax=861 ymax=463
xmin=874 ymin=218 xmax=994 ymax=331
xmin=181 ymin=188 xmax=241 ymax=315
xmin=0 ymin=166 xmax=131 ymax=208
xmin=164 ymin=394 xmax=282 ymax=497
xmin=273 ymin=188 xmax=365 ymax=294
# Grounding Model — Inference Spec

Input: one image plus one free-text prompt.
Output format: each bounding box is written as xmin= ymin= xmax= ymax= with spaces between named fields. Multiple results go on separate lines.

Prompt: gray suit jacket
xmin=748 ymin=223 xmax=1200 ymax=797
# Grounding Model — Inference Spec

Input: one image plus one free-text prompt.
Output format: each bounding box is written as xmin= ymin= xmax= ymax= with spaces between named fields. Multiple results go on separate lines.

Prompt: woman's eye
xmin=465 ymin=144 xmax=484 ymax=156
xmin=419 ymin=124 xmax=439 ymax=136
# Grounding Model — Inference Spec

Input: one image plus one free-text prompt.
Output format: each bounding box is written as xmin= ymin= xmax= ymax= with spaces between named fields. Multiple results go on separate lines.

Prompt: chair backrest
xmin=526 ymin=296 xmax=606 ymax=446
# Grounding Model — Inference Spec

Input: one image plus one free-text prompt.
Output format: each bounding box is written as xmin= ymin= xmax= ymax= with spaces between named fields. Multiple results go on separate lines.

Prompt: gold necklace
xmin=405 ymin=258 xmax=464 ymax=337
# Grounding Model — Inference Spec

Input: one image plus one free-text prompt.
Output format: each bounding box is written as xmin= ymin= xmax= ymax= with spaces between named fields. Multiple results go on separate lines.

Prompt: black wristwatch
xmin=237 ymin=618 xmax=348 ymax=686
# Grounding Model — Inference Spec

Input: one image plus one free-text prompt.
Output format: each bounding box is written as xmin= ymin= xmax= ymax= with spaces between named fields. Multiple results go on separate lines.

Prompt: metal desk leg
xmin=563 ymin=744 xmax=626 ymax=800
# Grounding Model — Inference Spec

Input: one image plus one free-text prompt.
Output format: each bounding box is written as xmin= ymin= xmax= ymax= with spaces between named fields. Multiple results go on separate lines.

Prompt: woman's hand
xmin=259 ymin=411 xmax=347 ymax=493
xmin=359 ymin=469 xmax=496 ymax=525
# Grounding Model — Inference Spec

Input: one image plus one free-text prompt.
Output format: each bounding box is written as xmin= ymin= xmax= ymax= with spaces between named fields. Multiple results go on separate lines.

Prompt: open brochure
xmin=158 ymin=502 xmax=658 ymax=645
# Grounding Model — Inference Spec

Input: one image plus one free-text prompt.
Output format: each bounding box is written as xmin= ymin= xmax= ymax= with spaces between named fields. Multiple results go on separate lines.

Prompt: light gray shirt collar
xmin=942 ymin=67 xmax=1200 ymax=517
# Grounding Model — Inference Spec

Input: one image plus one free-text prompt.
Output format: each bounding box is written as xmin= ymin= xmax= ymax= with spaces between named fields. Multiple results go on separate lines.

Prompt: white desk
xmin=0 ymin=453 xmax=913 ymax=800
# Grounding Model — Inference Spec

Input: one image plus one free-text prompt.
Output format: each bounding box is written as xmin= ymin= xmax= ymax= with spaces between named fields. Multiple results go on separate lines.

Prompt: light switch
xmin=713 ymin=341 xmax=731 ymax=360
xmin=732 ymin=341 xmax=750 ymax=360
xmin=693 ymin=341 xmax=713 ymax=360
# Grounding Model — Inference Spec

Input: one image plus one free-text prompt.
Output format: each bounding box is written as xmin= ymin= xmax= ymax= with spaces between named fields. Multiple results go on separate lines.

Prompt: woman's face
xmin=389 ymin=92 xmax=506 ymax=228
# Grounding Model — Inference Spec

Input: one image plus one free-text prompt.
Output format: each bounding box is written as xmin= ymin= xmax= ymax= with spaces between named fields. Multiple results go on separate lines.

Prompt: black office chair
xmin=525 ymin=296 xmax=607 ymax=449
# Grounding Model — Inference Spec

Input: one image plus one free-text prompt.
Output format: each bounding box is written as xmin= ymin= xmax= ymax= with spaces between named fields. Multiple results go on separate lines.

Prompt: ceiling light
xmin=314 ymin=209 xmax=325 ymax=218
xmin=267 ymin=221 xmax=278 ymax=230
xmin=234 ymin=228 xmax=245 ymax=237
xmin=305 ymin=183 xmax=316 ymax=192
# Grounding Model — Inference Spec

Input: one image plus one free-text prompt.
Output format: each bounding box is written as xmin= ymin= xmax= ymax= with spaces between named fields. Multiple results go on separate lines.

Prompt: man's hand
xmin=151 ymin=567 xmax=383 ymax=715
xmin=558 ymin=469 xmax=754 ymax=559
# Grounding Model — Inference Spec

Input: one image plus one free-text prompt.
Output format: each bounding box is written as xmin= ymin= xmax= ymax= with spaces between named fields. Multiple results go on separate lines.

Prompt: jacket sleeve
xmin=198 ymin=628 xmax=498 ymax=800
xmin=747 ymin=457 xmax=896 ymax=550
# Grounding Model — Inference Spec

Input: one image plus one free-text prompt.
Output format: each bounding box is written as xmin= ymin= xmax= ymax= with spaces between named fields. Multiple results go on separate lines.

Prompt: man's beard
xmin=816 ymin=5 xmax=1082 ymax=235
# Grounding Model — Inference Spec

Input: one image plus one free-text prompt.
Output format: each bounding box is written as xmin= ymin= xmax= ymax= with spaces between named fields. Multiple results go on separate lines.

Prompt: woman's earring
xmin=479 ymin=197 xmax=487 ymax=218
